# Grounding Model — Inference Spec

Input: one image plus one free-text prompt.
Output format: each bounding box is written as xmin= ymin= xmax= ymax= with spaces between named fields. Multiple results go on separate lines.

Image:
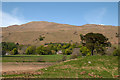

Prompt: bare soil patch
xmin=2 ymin=62 xmax=56 ymax=75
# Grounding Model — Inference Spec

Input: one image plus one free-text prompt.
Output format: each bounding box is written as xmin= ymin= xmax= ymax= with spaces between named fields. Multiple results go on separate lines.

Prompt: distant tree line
xmin=1 ymin=32 xmax=120 ymax=56
xmin=1 ymin=42 xmax=79 ymax=55
xmin=25 ymin=43 xmax=79 ymax=55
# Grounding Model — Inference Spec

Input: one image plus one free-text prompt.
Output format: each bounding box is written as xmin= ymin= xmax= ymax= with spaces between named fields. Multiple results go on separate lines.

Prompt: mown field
xmin=2 ymin=55 xmax=71 ymax=62
xmin=2 ymin=55 xmax=119 ymax=78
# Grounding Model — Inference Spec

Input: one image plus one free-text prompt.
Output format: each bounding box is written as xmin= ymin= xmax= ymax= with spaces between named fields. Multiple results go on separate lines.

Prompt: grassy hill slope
xmin=2 ymin=21 xmax=118 ymax=46
xmin=3 ymin=55 xmax=118 ymax=78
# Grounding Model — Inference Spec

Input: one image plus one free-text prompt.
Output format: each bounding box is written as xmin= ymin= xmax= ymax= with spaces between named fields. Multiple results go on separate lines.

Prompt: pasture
xmin=2 ymin=55 xmax=70 ymax=62
xmin=2 ymin=55 xmax=119 ymax=78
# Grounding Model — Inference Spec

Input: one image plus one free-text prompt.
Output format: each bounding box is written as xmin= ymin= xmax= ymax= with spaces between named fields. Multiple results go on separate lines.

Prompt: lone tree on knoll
xmin=80 ymin=33 xmax=111 ymax=56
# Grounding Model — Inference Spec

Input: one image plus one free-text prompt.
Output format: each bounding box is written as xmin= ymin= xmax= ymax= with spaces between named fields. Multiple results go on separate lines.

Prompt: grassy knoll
xmin=2 ymin=55 xmax=70 ymax=62
xmin=2 ymin=55 xmax=118 ymax=78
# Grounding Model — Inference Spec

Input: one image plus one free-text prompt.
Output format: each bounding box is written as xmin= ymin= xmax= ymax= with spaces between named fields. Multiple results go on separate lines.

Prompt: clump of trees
xmin=2 ymin=42 xmax=18 ymax=51
xmin=36 ymin=45 xmax=52 ymax=55
xmin=1 ymin=42 xmax=18 ymax=55
xmin=23 ymin=43 xmax=79 ymax=55
xmin=1 ymin=42 xmax=77 ymax=55
xmin=25 ymin=46 xmax=36 ymax=55
xmin=80 ymin=33 xmax=111 ymax=56
xmin=35 ymin=43 xmax=74 ymax=55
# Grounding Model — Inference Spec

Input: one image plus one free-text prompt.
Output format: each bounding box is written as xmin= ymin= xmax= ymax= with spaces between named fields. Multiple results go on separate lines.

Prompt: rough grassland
xmin=2 ymin=55 xmax=118 ymax=78
xmin=2 ymin=55 xmax=70 ymax=62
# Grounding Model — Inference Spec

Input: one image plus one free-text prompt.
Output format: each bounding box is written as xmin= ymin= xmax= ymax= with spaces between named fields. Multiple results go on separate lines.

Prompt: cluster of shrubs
xmin=79 ymin=46 xmax=91 ymax=56
xmin=1 ymin=42 xmax=120 ymax=56
xmin=1 ymin=42 xmax=19 ymax=55
xmin=26 ymin=43 xmax=79 ymax=55
xmin=1 ymin=42 xmax=79 ymax=55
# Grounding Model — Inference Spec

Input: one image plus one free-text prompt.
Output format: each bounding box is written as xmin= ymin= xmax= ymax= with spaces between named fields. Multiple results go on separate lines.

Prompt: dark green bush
xmin=25 ymin=46 xmax=36 ymax=55
xmin=80 ymin=46 xmax=91 ymax=56
xmin=2 ymin=42 xmax=17 ymax=51
xmin=11 ymin=48 xmax=18 ymax=55
xmin=36 ymin=45 xmax=53 ymax=55
xmin=64 ymin=48 xmax=72 ymax=55
xmin=36 ymin=46 xmax=45 ymax=55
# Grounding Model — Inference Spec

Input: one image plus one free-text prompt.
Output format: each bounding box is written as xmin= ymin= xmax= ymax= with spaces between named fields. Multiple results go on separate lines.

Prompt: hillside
xmin=38 ymin=56 xmax=118 ymax=78
xmin=3 ymin=56 xmax=118 ymax=78
xmin=2 ymin=21 xmax=118 ymax=46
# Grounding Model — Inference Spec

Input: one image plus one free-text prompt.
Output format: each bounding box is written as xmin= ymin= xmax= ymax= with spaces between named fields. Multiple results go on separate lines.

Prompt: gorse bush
xmin=36 ymin=45 xmax=45 ymax=55
xmin=64 ymin=48 xmax=72 ymax=55
xmin=62 ymin=43 xmax=71 ymax=49
xmin=25 ymin=46 xmax=36 ymax=55
xmin=36 ymin=45 xmax=52 ymax=55
xmin=80 ymin=46 xmax=91 ymax=56
xmin=11 ymin=48 xmax=18 ymax=55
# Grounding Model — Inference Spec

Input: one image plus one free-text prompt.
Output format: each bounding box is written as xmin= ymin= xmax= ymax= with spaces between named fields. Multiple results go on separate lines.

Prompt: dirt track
xmin=2 ymin=62 xmax=56 ymax=75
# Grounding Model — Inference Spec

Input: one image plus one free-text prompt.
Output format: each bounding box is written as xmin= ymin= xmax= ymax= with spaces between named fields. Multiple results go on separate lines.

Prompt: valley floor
xmin=2 ymin=55 xmax=119 ymax=79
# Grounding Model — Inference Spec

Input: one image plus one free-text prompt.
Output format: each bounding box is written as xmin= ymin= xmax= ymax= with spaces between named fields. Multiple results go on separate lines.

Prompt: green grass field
xmin=2 ymin=55 xmax=70 ymax=62
xmin=3 ymin=55 xmax=118 ymax=78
